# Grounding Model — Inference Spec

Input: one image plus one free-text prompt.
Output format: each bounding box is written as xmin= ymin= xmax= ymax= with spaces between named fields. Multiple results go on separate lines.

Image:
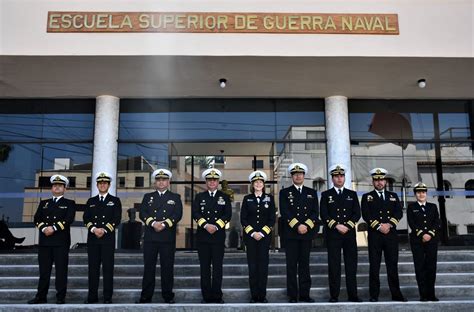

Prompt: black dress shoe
xmin=104 ymin=300 xmax=112 ymax=304
xmin=393 ymin=296 xmax=408 ymax=302
xmin=135 ymin=297 xmax=151 ymax=304
xmin=56 ymin=299 xmax=65 ymax=304
xmin=370 ymin=298 xmax=378 ymax=302
xmin=299 ymin=297 xmax=315 ymax=303
xmin=84 ymin=299 xmax=98 ymax=304
xmin=420 ymin=297 xmax=428 ymax=302
xmin=250 ymin=298 xmax=257 ymax=303
xmin=329 ymin=297 xmax=338 ymax=303
xmin=28 ymin=297 xmax=47 ymax=304
xmin=260 ymin=298 xmax=268 ymax=303
xmin=215 ymin=299 xmax=225 ymax=304
xmin=349 ymin=297 xmax=363 ymax=302
xmin=429 ymin=297 xmax=439 ymax=302
xmin=289 ymin=298 xmax=297 ymax=303
xmin=164 ymin=298 xmax=175 ymax=304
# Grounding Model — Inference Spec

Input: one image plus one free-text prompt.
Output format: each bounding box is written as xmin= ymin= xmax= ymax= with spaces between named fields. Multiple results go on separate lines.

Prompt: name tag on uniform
xmin=307 ymin=194 xmax=313 ymax=198
xmin=413 ymin=209 xmax=420 ymax=212
xmin=89 ymin=204 xmax=95 ymax=208
xmin=390 ymin=198 xmax=396 ymax=201
xmin=107 ymin=201 xmax=114 ymax=206
xmin=59 ymin=206 xmax=67 ymax=209
xmin=167 ymin=200 xmax=175 ymax=205
xmin=200 ymin=202 xmax=206 ymax=206
xmin=346 ymin=196 xmax=353 ymax=201
xmin=247 ymin=199 xmax=254 ymax=202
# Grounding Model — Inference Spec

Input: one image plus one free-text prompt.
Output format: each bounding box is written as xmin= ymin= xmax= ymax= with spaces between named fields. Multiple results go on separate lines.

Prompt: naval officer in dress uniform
xmin=29 ymin=175 xmax=76 ymax=304
xmin=136 ymin=169 xmax=183 ymax=304
xmin=279 ymin=163 xmax=319 ymax=303
xmin=407 ymin=182 xmax=441 ymax=302
xmin=320 ymin=164 xmax=362 ymax=303
xmin=192 ymin=168 xmax=232 ymax=304
xmin=361 ymin=168 xmax=406 ymax=302
xmin=83 ymin=172 xmax=122 ymax=304
xmin=240 ymin=170 xmax=276 ymax=303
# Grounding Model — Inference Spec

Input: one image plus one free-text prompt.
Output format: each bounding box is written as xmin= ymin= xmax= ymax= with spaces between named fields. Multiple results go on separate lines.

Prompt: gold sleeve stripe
xmin=305 ymin=219 xmax=315 ymax=229
xmin=106 ymin=223 xmax=114 ymax=232
xmin=390 ymin=218 xmax=399 ymax=225
xmin=417 ymin=230 xmax=424 ymax=236
xmin=262 ymin=226 xmax=272 ymax=235
xmin=428 ymin=230 xmax=436 ymax=236
xmin=328 ymin=220 xmax=336 ymax=228
xmin=86 ymin=222 xmax=93 ymax=229
xmin=165 ymin=219 xmax=173 ymax=227
xmin=347 ymin=220 xmax=356 ymax=228
xmin=289 ymin=218 xmax=299 ymax=228
xmin=58 ymin=222 xmax=65 ymax=230
xmin=37 ymin=222 xmax=45 ymax=229
xmin=197 ymin=218 xmax=206 ymax=227
xmin=145 ymin=217 xmax=154 ymax=226
xmin=216 ymin=219 xmax=226 ymax=228
xmin=245 ymin=225 xmax=254 ymax=234
xmin=370 ymin=220 xmax=379 ymax=228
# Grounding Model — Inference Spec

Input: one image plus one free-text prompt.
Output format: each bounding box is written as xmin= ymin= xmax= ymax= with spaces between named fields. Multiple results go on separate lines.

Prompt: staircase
xmin=0 ymin=249 xmax=473 ymax=311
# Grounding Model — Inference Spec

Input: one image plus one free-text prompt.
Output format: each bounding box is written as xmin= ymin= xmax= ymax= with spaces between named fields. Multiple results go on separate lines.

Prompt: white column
xmin=92 ymin=95 xmax=120 ymax=196
xmin=325 ymin=96 xmax=352 ymax=189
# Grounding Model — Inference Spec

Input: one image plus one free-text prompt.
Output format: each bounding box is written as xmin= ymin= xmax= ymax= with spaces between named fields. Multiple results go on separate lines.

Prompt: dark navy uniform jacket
xmin=83 ymin=194 xmax=122 ymax=245
xmin=34 ymin=197 xmax=76 ymax=246
xmin=361 ymin=190 xmax=403 ymax=235
xmin=139 ymin=190 xmax=183 ymax=243
xmin=320 ymin=187 xmax=361 ymax=236
xmin=279 ymin=185 xmax=319 ymax=240
xmin=192 ymin=190 xmax=232 ymax=244
xmin=407 ymin=202 xmax=440 ymax=241
xmin=240 ymin=193 xmax=276 ymax=239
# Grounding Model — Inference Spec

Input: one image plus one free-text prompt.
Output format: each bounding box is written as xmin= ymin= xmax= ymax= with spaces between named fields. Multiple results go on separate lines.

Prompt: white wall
xmin=1 ymin=0 xmax=472 ymax=57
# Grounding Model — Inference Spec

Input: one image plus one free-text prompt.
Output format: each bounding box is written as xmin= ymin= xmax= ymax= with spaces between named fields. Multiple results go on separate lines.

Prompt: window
xmin=448 ymin=224 xmax=458 ymax=236
xmin=386 ymin=178 xmax=395 ymax=192
xmin=252 ymin=160 xmax=264 ymax=169
xmin=118 ymin=177 xmax=125 ymax=187
xmin=135 ymin=176 xmax=144 ymax=187
xmin=443 ymin=180 xmax=452 ymax=198
xmin=67 ymin=177 xmax=76 ymax=188
xmin=467 ymin=225 xmax=474 ymax=235
xmin=466 ymin=180 xmax=474 ymax=199
xmin=38 ymin=177 xmax=50 ymax=188
xmin=313 ymin=178 xmax=325 ymax=192
xmin=86 ymin=176 xmax=91 ymax=188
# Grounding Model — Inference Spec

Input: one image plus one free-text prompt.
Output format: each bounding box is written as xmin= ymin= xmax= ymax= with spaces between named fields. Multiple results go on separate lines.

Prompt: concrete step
xmin=1 ymin=261 xmax=472 ymax=277
xmin=1 ymin=301 xmax=473 ymax=312
xmin=2 ymin=250 xmax=474 ymax=265
xmin=0 ymin=285 xmax=473 ymax=304
xmin=1 ymin=273 xmax=472 ymax=289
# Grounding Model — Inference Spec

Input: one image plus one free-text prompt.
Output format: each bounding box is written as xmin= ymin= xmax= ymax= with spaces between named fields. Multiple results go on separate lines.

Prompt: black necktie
xmin=256 ymin=196 xmax=261 ymax=203
xmin=53 ymin=197 xmax=58 ymax=203
xmin=159 ymin=192 xmax=162 ymax=197
xmin=100 ymin=196 xmax=104 ymax=202
xmin=378 ymin=191 xmax=384 ymax=200
xmin=338 ymin=189 xmax=342 ymax=195
xmin=210 ymin=192 xmax=214 ymax=198
xmin=298 ymin=187 xmax=302 ymax=194
xmin=421 ymin=205 xmax=425 ymax=212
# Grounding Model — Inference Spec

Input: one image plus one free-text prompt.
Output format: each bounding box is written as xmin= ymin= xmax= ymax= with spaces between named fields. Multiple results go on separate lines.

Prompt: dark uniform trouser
xmin=245 ymin=236 xmax=271 ymax=300
xmin=368 ymin=232 xmax=403 ymax=299
xmin=141 ymin=241 xmax=176 ymax=301
xmin=37 ymin=245 xmax=69 ymax=300
xmin=326 ymin=231 xmax=358 ymax=299
xmin=197 ymin=242 xmax=225 ymax=302
xmin=87 ymin=244 xmax=115 ymax=301
xmin=285 ymin=239 xmax=312 ymax=299
xmin=410 ymin=238 xmax=438 ymax=299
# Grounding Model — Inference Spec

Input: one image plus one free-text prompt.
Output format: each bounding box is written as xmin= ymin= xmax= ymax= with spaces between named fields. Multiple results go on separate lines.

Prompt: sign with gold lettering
xmin=47 ymin=12 xmax=399 ymax=35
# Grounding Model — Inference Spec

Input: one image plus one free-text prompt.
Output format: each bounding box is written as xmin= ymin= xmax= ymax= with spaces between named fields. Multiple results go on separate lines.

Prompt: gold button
xmin=154 ymin=210 xmax=157 ymax=213
xmin=164 ymin=210 xmax=166 ymax=213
